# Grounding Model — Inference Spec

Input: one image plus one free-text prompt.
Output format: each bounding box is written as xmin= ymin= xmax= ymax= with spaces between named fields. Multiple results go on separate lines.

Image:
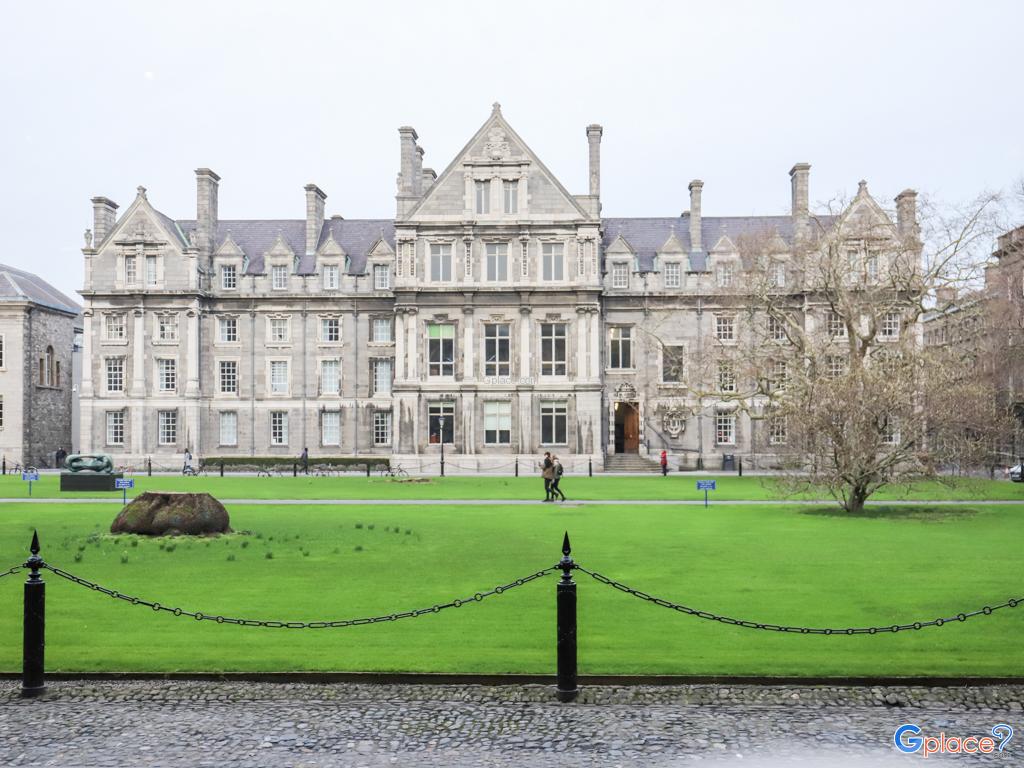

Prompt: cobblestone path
xmin=1 ymin=682 xmax=1021 ymax=766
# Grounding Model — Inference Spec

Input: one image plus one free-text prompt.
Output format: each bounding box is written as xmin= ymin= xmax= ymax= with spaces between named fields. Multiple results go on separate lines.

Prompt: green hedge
xmin=200 ymin=456 xmax=390 ymax=470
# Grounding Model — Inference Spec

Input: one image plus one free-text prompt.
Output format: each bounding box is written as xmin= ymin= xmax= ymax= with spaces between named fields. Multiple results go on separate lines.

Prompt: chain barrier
xmin=0 ymin=565 xmax=23 ymax=579
xmin=575 ymin=565 xmax=1023 ymax=635
xmin=41 ymin=563 xmax=558 ymax=629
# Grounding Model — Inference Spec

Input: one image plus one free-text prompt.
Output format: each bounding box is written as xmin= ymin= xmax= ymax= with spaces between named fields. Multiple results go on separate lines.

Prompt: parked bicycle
xmin=379 ymin=463 xmax=409 ymax=479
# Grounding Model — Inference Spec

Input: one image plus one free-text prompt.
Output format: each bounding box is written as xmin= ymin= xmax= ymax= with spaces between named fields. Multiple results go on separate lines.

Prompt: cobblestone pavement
xmin=1 ymin=682 xmax=1021 ymax=767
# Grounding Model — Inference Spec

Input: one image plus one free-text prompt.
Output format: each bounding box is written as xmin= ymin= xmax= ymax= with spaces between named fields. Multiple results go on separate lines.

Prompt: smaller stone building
xmin=0 ymin=264 xmax=81 ymax=468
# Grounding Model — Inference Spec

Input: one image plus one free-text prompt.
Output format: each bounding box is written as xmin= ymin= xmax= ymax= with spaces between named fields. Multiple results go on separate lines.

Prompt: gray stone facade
xmin=77 ymin=105 xmax=915 ymax=472
xmin=0 ymin=264 xmax=80 ymax=467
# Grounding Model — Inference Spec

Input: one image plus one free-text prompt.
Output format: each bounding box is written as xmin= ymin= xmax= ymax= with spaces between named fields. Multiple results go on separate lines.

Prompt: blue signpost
xmin=22 ymin=471 xmax=39 ymax=496
xmin=115 ymin=478 xmax=134 ymax=505
xmin=696 ymin=479 xmax=716 ymax=508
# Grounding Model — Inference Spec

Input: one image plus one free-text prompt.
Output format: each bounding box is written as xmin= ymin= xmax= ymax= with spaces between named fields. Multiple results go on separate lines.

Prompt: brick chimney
xmin=195 ymin=168 xmax=220 ymax=255
xmin=688 ymin=180 xmax=704 ymax=255
xmin=789 ymin=163 xmax=811 ymax=242
xmin=91 ymin=197 xmax=119 ymax=246
xmin=895 ymin=189 xmax=918 ymax=240
xmin=304 ymin=184 xmax=326 ymax=256
xmin=586 ymin=124 xmax=603 ymax=197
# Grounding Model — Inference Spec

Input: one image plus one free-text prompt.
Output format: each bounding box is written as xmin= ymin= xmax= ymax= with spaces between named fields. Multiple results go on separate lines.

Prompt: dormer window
xmin=716 ymin=263 xmax=734 ymax=288
xmin=665 ymin=262 xmax=682 ymax=289
xmin=323 ymin=264 xmax=339 ymax=290
xmin=611 ymin=262 xmax=629 ymax=289
xmin=221 ymin=265 xmax=237 ymax=290
xmin=771 ymin=262 xmax=786 ymax=288
xmin=271 ymin=265 xmax=288 ymax=290
xmin=373 ymin=264 xmax=390 ymax=290
xmin=475 ymin=180 xmax=490 ymax=214
xmin=503 ymin=180 xmax=518 ymax=214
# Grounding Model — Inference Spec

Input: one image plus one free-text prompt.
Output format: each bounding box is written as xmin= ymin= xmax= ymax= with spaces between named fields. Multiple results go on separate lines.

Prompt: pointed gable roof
xmin=406 ymin=104 xmax=592 ymax=221
xmin=0 ymin=262 xmax=81 ymax=315
xmin=101 ymin=187 xmax=190 ymax=251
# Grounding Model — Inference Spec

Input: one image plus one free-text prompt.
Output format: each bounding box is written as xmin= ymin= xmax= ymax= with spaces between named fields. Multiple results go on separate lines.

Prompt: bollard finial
xmin=562 ymin=531 xmax=571 ymax=557
xmin=30 ymin=530 xmax=40 ymax=556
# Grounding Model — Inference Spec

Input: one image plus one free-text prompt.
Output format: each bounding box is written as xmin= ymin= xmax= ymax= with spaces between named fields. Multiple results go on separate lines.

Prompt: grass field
xmin=2 ymin=473 xmax=1023 ymax=502
xmin=0 ymin=494 xmax=1022 ymax=676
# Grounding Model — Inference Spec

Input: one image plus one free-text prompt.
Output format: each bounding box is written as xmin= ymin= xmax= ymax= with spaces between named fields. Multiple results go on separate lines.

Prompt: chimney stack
xmin=413 ymin=146 xmax=425 ymax=196
xmin=305 ymin=184 xmax=327 ymax=256
xmin=688 ymin=180 xmax=704 ymax=255
xmin=586 ymin=124 xmax=603 ymax=197
xmin=398 ymin=127 xmax=418 ymax=196
xmin=789 ymin=163 xmax=810 ymax=239
xmin=195 ymin=168 xmax=220 ymax=255
xmin=895 ymin=189 xmax=918 ymax=240
xmin=91 ymin=197 xmax=119 ymax=247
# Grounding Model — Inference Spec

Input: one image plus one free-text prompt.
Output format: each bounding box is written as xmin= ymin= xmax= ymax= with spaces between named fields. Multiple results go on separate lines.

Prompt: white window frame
xmin=542 ymin=242 xmax=564 ymax=282
xmin=320 ymin=317 xmax=341 ymax=344
xmin=124 ymin=255 xmax=138 ymax=285
xmin=321 ymin=411 xmax=341 ymax=446
xmin=373 ymin=410 xmax=392 ymax=445
xmin=270 ymin=411 xmax=289 ymax=446
xmin=218 ymin=359 xmax=238 ymax=395
xmin=218 ymin=316 xmax=238 ymax=344
xmin=541 ymin=401 xmax=568 ymax=445
xmin=158 ymin=410 xmax=177 ymax=446
xmin=322 ymin=264 xmax=340 ymax=290
xmin=485 ymin=243 xmax=508 ymax=282
xmin=484 ymin=324 xmax=511 ymax=377
xmin=271 ymin=264 xmax=289 ymax=290
xmin=715 ymin=315 xmax=736 ymax=344
xmin=540 ymin=323 xmax=567 ymax=376
xmin=145 ymin=254 xmax=158 ymax=286
xmin=716 ymin=263 xmax=735 ymax=288
xmin=268 ymin=317 xmax=291 ymax=344
xmin=372 ymin=318 xmax=393 ymax=343
xmin=221 ymin=264 xmax=238 ymax=290
xmin=483 ymin=401 xmax=512 ymax=445
xmin=609 ymin=326 xmax=633 ymax=370
xmin=320 ymin=358 xmax=341 ymax=395
xmin=475 ymin=180 xmax=490 ymax=215
xmin=105 ymin=410 xmax=125 ymax=445
xmin=105 ymin=357 xmax=125 ymax=393
xmin=104 ymin=313 xmax=127 ymax=342
xmin=768 ymin=413 xmax=787 ymax=445
xmin=718 ymin=361 xmax=737 ymax=393
xmin=715 ymin=413 xmax=736 ymax=445
xmin=880 ymin=312 xmax=901 ymax=340
xmin=827 ymin=311 xmax=847 ymax=338
xmin=503 ymin=179 xmax=518 ymax=215
xmin=373 ymin=264 xmax=390 ymax=290
xmin=156 ymin=358 xmax=177 ymax=392
xmin=372 ymin=358 xmax=393 ymax=396
xmin=219 ymin=411 xmax=238 ymax=446
xmin=269 ymin=360 xmax=289 ymax=395
xmin=664 ymin=261 xmax=682 ymax=289
xmin=611 ymin=262 xmax=629 ymax=289
xmin=430 ymin=243 xmax=452 ymax=282
xmin=156 ymin=313 xmax=178 ymax=343
xmin=882 ymin=416 xmax=901 ymax=446
xmin=428 ymin=323 xmax=456 ymax=377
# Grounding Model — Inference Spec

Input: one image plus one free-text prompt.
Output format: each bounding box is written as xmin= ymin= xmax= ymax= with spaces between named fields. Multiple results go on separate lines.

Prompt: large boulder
xmin=111 ymin=492 xmax=231 ymax=536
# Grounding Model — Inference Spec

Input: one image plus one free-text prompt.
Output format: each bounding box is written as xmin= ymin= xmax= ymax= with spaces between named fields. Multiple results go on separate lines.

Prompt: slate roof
xmin=0 ymin=263 xmax=81 ymax=315
xmin=176 ymin=219 xmax=395 ymax=275
xmin=600 ymin=215 xmax=833 ymax=272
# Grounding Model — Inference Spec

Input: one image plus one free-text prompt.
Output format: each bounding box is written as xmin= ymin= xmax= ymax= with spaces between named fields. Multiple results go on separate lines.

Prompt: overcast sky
xmin=2 ymin=0 xmax=1021 ymax=301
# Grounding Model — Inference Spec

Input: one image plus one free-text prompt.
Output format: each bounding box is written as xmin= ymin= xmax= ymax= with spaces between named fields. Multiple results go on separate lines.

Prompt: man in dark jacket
xmin=539 ymin=452 xmax=553 ymax=501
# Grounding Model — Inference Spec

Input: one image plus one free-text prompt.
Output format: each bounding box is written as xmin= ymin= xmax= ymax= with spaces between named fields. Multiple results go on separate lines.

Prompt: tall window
xmin=219 ymin=360 xmax=238 ymax=394
xmin=540 ymin=323 xmax=567 ymax=376
xmin=221 ymin=264 xmax=237 ymax=290
xmin=768 ymin=413 xmax=787 ymax=445
xmin=104 ymin=313 xmax=126 ymax=341
xmin=865 ymin=254 xmax=879 ymax=282
xmin=321 ymin=318 xmax=340 ymax=343
xmin=767 ymin=359 xmax=788 ymax=392
xmin=157 ymin=359 xmax=176 ymax=392
xmin=270 ymin=411 xmax=288 ymax=445
xmin=0 ymin=396 xmax=3 ymax=430
xmin=611 ymin=263 xmax=629 ymax=289
xmin=715 ymin=315 xmax=736 ymax=343
xmin=124 ymin=255 xmax=137 ymax=285
xmin=716 ymin=263 xmax=734 ymax=288
xmin=428 ymin=324 xmax=455 ymax=376
xmin=880 ymin=312 xmax=901 ymax=339
xmin=219 ymin=317 xmax=238 ymax=343
xmin=484 ymin=324 xmax=510 ymax=377
xmin=158 ymin=410 xmax=177 ymax=445
xmin=715 ymin=413 xmax=736 ymax=445
xmin=106 ymin=411 xmax=125 ymax=445
xmin=0 ymin=335 xmax=4 ymax=368
xmin=271 ymin=264 xmax=288 ymax=290
xmin=541 ymin=402 xmax=568 ymax=445
xmin=882 ymin=416 xmax=901 ymax=445
xmin=145 ymin=255 xmax=158 ymax=285
xmin=270 ymin=360 xmax=289 ymax=394
xmin=662 ymin=346 xmax=685 ymax=383
xmin=105 ymin=358 xmax=124 ymax=392
xmin=322 ymin=264 xmax=339 ymax=290
xmin=771 ymin=262 xmax=786 ymax=288
xmin=542 ymin=243 xmax=564 ymax=281
xmin=41 ymin=346 xmax=55 ymax=386
xmin=373 ymin=410 xmax=392 ymax=445
xmin=220 ymin=412 xmax=238 ymax=446
xmin=484 ymin=401 xmax=511 ymax=444
xmin=475 ymin=180 xmax=490 ymax=214
xmin=827 ymin=311 xmax=846 ymax=338
xmin=609 ymin=327 xmax=633 ymax=369
xmin=825 ymin=354 xmax=848 ymax=378
xmin=320 ymin=359 xmax=340 ymax=395
xmin=430 ymin=243 xmax=452 ymax=282
xmin=767 ymin=316 xmax=786 ymax=341
xmin=372 ymin=318 xmax=392 ymax=343
xmin=321 ymin=411 xmax=340 ymax=446
xmin=503 ymin=180 xmax=518 ymax=214
xmin=717 ymin=361 xmax=736 ymax=392
xmin=372 ymin=359 xmax=393 ymax=395
xmin=485 ymin=243 xmax=508 ymax=281
xmin=373 ymin=264 xmax=390 ymax=290
xmin=269 ymin=318 xmax=289 ymax=343
xmin=157 ymin=314 xmax=178 ymax=342
xmin=665 ymin=262 xmax=682 ymax=289
xmin=428 ymin=402 xmax=455 ymax=444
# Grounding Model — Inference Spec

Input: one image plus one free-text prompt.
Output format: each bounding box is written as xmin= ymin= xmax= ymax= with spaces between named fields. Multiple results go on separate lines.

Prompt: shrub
xmin=355 ymin=522 xmax=363 ymax=529
xmin=367 ymin=524 xmax=375 ymax=530
xmin=227 ymin=554 xmax=236 ymax=562
xmin=265 ymin=551 xmax=274 ymax=560
xmin=120 ymin=552 xmax=129 ymax=564
xmin=73 ymin=552 xmax=83 ymax=563
xmin=354 ymin=545 xmax=363 ymax=552
xmin=130 ymin=539 xmax=139 ymax=548
xmin=240 ymin=540 xmax=249 ymax=549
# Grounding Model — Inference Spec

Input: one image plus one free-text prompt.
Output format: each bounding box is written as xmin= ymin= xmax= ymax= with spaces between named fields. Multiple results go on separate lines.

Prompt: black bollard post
xmin=588 ymin=457 xmax=592 ymax=477
xmin=293 ymin=463 xmax=297 ymax=478
xmin=2 ymin=456 xmax=6 ymax=474
xmin=22 ymin=530 xmax=45 ymax=698
xmin=555 ymin=531 xmax=578 ymax=703
xmin=738 ymin=456 xmax=743 ymax=477
xmin=220 ymin=462 xmax=224 ymax=477
xmin=515 ymin=457 xmax=519 ymax=477
xmin=147 ymin=457 xmax=152 ymax=477
xmin=366 ymin=463 xmax=371 ymax=478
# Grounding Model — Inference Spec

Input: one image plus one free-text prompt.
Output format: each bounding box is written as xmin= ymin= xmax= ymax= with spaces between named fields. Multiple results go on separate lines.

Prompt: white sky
xmin=2 ymin=0 xmax=1021 ymax=301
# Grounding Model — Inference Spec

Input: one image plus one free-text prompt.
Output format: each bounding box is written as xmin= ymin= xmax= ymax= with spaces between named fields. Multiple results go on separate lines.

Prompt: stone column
xmin=463 ymin=308 xmax=475 ymax=381
xmin=185 ymin=308 xmax=199 ymax=397
xmin=394 ymin=310 xmax=406 ymax=381
xmin=406 ymin=309 xmax=418 ymax=380
xmin=80 ymin=310 xmax=94 ymax=397
xmin=576 ymin=307 xmax=588 ymax=381
xmin=79 ymin=310 xmax=94 ymax=452
xmin=131 ymin=309 xmax=145 ymax=397
xmin=519 ymin=307 xmax=531 ymax=380
xmin=589 ymin=308 xmax=601 ymax=379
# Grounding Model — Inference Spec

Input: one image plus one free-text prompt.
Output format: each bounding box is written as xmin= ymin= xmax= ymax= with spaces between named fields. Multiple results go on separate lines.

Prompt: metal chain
xmin=0 ymin=565 xmax=23 ymax=579
xmin=41 ymin=563 xmax=558 ymax=628
xmin=575 ymin=566 xmax=1023 ymax=635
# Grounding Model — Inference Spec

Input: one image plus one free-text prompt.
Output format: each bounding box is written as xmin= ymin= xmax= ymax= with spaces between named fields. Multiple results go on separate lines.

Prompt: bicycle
xmin=182 ymin=465 xmax=207 ymax=477
xmin=379 ymin=464 xmax=409 ymax=479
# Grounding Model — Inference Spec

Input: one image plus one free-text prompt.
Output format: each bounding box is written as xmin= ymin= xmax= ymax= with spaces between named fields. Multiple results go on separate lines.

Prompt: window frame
xmin=218 ymin=359 xmax=238 ymax=395
xmin=105 ymin=410 xmax=125 ymax=446
xmin=270 ymin=411 xmax=289 ymax=446
xmin=427 ymin=323 xmax=456 ymax=377
xmin=319 ymin=358 xmax=341 ymax=396
xmin=219 ymin=411 xmax=238 ymax=447
xmin=542 ymin=242 xmax=564 ymax=282
xmin=429 ymin=243 xmax=453 ymax=282
xmin=373 ymin=410 xmax=392 ymax=445
xmin=157 ymin=410 xmax=177 ymax=446
xmin=715 ymin=413 xmax=736 ymax=445
xmin=485 ymin=242 xmax=509 ymax=282
xmin=540 ymin=401 xmax=568 ymax=446
xmin=540 ymin=323 xmax=568 ymax=376
xmin=428 ymin=402 xmax=456 ymax=444
xmin=321 ymin=411 xmax=341 ymax=446
xmin=483 ymin=400 xmax=512 ymax=445
xmin=221 ymin=264 xmax=238 ymax=290
xmin=609 ymin=326 xmax=633 ymax=370
xmin=484 ymin=323 xmax=511 ymax=377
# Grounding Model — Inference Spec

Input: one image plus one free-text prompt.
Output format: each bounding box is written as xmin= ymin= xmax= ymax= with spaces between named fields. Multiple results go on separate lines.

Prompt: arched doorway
xmin=614 ymin=400 xmax=640 ymax=453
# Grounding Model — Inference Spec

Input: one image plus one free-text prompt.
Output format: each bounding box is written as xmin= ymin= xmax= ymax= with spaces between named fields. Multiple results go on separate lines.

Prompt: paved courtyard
xmin=1 ymin=681 xmax=1020 ymax=766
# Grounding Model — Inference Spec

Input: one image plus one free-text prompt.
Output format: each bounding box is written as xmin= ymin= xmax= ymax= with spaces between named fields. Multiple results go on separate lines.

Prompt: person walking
xmin=299 ymin=447 xmax=309 ymax=475
xmin=55 ymin=447 xmax=68 ymax=469
xmin=550 ymin=454 xmax=567 ymax=501
xmin=660 ymin=449 xmax=668 ymax=476
xmin=182 ymin=449 xmax=194 ymax=475
xmin=539 ymin=451 xmax=554 ymax=501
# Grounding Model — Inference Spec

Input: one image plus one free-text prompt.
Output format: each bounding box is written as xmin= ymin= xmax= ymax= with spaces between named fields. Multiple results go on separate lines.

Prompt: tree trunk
xmin=844 ymin=483 xmax=870 ymax=514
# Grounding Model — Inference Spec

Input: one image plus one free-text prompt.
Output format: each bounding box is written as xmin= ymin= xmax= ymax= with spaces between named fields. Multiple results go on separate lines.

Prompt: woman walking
xmin=549 ymin=454 xmax=567 ymax=501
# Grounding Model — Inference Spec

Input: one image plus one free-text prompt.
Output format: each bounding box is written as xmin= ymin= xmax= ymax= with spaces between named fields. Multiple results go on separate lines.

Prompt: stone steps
xmin=603 ymin=454 xmax=662 ymax=473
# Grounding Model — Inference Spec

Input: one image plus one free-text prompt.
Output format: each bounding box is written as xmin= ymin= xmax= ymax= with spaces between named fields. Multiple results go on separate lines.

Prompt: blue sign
xmin=696 ymin=480 xmax=716 ymax=490
xmin=115 ymin=479 xmax=135 ymax=490
xmin=22 ymin=472 xmax=39 ymax=482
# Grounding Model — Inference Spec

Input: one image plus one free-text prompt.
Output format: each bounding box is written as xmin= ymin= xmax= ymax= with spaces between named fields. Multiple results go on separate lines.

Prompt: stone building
xmin=77 ymin=105 xmax=917 ymax=471
xmin=0 ymin=263 xmax=81 ymax=468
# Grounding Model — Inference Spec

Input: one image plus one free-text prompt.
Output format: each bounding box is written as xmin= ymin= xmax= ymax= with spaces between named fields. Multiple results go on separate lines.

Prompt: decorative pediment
xmin=605 ymin=234 xmax=635 ymax=256
xmin=827 ymin=181 xmax=901 ymax=245
xmin=101 ymin=191 xmax=187 ymax=252
xmin=215 ymin=232 xmax=245 ymax=258
xmin=367 ymin=237 xmax=395 ymax=259
xmin=766 ymin=231 xmax=790 ymax=255
xmin=710 ymin=234 xmax=738 ymax=255
xmin=317 ymin=230 xmax=346 ymax=258
xmin=658 ymin=230 xmax=686 ymax=255
xmin=265 ymin=231 xmax=295 ymax=259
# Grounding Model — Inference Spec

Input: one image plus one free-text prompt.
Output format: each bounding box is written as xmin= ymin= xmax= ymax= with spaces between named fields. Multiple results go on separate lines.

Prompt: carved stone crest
xmin=662 ymin=410 xmax=686 ymax=438
xmin=483 ymin=126 xmax=511 ymax=160
xmin=614 ymin=383 xmax=638 ymax=401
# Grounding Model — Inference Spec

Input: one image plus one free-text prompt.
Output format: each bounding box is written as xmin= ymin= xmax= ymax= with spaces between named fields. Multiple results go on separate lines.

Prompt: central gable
xmin=406 ymin=105 xmax=591 ymax=223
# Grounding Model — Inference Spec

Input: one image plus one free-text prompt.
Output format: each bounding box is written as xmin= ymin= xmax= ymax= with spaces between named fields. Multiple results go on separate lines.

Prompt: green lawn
xmin=2 ymin=473 xmax=1023 ymax=502
xmin=0 ymin=499 xmax=1021 ymax=676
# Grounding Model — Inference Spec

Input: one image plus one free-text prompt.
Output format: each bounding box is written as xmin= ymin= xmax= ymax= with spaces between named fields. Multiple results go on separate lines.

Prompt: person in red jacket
xmin=660 ymin=450 xmax=668 ymax=476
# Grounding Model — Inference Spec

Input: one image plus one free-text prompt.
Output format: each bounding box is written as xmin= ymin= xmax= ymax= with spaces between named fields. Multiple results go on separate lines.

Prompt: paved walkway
xmin=1 ymin=682 xmax=1020 ymax=766
xmin=0 ymin=497 xmax=1020 ymax=505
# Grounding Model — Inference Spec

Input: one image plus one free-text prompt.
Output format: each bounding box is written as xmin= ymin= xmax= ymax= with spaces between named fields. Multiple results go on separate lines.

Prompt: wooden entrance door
xmin=615 ymin=401 xmax=640 ymax=453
